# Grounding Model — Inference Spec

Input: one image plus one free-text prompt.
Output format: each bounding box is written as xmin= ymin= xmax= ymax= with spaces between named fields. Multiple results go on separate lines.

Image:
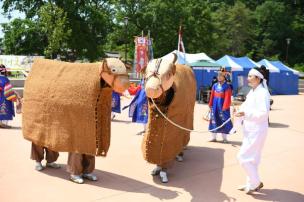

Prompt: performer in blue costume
xmin=123 ymin=80 xmax=148 ymax=134
xmin=130 ymin=86 xmax=148 ymax=124
xmin=208 ymin=69 xmax=233 ymax=143
xmin=112 ymin=91 xmax=121 ymax=113
xmin=0 ymin=65 xmax=16 ymax=128
xmin=111 ymin=91 xmax=121 ymax=119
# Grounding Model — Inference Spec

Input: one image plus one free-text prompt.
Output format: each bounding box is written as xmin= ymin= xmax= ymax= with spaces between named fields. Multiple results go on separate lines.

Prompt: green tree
xmin=112 ymin=0 xmax=215 ymax=58
xmin=254 ymin=1 xmax=292 ymax=61
xmin=38 ymin=3 xmax=71 ymax=58
xmin=211 ymin=1 xmax=254 ymax=58
xmin=0 ymin=38 xmax=3 ymax=53
xmin=289 ymin=2 xmax=304 ymax=66
xmin=2 ymin=0 xmax=45 ymax=18
xmin=1 ymin=0 xmax=304 ymax=65
xmin=2 ymin=18 xmax=45 ymax=55
xmin=2 ymin=0 xmax=114 ymax=61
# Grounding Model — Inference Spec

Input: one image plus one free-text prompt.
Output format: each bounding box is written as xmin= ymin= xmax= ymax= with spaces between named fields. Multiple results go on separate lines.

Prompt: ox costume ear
xmin=100 ymin=58 xmax=109 ymax=72
xmin=172 ymin=53 xmax=177 ymax=64
xmin=170 ymin=64 xmax=176 ymax=75
xmin=170 ymin=53 xmax=177 ymax=75
xmin=99 ymin=59 xmax=109 ymax=78
xmin=103 ymin=59 xmax=109 ymax=71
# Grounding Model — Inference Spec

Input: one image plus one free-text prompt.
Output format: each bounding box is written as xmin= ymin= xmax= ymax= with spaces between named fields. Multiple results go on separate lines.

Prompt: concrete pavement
xmin=0 ymin=95 xmax=304 ymax=202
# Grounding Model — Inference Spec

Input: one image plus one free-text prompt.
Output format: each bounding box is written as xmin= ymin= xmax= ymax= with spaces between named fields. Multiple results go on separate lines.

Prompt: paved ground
xmin=1 ymin=95 xmax=304 ymax=202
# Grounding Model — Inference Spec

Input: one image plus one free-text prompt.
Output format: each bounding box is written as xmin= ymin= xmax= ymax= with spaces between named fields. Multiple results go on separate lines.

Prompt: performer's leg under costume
xmin=67 ymin=153 xmax=95 ymax=175
xmin=31 ymin=143 xmax=59 ymax=163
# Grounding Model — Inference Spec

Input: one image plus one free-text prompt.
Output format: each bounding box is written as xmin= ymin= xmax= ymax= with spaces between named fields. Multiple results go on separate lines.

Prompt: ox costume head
xmin=142 ymin=53 xmax=177 ymax=98
xmin=99 ymin=58 xmax=130 ymax=93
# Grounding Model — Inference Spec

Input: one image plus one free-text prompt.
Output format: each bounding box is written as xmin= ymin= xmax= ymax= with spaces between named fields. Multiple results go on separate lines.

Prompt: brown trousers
xmin=67 ymin=153 xmax=95 ymax=175
xmin=31 ymin=143 xmax=59 ymax=163
xmin=158 ymin=160 xmax=174 ymax=170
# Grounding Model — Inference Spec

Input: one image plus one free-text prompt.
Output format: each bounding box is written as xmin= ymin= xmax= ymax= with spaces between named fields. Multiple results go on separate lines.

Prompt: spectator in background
xmin=0 ymin=64 xmax=17 ymax=128
xmin=210 ymin=76 xmax=218 ymax=90
xmin=208 ymin=68 xmax=234 ymax=143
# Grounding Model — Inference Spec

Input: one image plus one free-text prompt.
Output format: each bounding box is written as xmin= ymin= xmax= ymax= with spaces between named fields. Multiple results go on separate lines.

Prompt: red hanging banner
xmin=135 ymin=37 xmax=148 ymax=73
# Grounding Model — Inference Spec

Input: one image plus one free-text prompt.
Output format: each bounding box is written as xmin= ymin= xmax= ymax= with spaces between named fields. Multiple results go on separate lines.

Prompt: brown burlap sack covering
xmin=22 ymin=59 xmax=112 ymax=156
xmin=142 ymin=64 xmax=196 ymax=165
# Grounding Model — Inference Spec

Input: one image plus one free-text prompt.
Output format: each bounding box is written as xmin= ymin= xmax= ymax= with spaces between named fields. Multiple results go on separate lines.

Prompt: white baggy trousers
xmin=238 ymin=84 xmax=270 ymax=189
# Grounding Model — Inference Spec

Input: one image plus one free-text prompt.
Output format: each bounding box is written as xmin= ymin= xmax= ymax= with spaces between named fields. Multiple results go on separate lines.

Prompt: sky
xmin=0 ymin=1 xmax=25 ymax=38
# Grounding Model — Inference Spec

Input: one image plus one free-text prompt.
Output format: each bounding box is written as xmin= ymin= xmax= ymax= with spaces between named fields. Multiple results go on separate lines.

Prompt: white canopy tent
xmin=162 ymin=50 xmax=215 ymax=64
xmin=258 ymin=59 xmax=280 ymax=73
xmin=215 ymin=55 xmax=243 ymax=71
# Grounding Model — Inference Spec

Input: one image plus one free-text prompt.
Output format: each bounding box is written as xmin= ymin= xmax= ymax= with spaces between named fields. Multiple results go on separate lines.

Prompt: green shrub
xmin=294 ymin=63 xmax=304 ymax=73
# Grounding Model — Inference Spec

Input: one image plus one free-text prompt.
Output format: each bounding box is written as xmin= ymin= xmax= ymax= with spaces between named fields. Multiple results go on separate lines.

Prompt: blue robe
xmin=0 ymin=76 xmax=15 ymax=120
xmin=124 ymin=80 xmax=148 ymax=124
xmin=208 ymin=82 xmax=233 ymax=134
xmin=111 ymin=91 xmax=121 ymax=113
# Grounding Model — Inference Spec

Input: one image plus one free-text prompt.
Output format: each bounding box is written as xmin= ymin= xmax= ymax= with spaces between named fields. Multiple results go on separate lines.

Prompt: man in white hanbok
xmin=235 ymin=66 xmax=270 ymax=194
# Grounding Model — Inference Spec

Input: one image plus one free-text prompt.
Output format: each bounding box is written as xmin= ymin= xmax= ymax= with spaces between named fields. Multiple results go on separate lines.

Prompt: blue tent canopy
xmin=258 ymin=59 xmax=283 ymax=94
xmin=271 ymin=61 xmax=294 ymax=72
xmin=230 ymin=56 xmax=260 ymax=70
xmin=191 ymin=55 xmax=299 ymax=99
xmin=258 ymin=59 xmax=298 ymax=95
xmin=216 ymin=55 xmax=262 ymax=95
xmin=258 ymin=59 xmax=280 ymax=73
xmin=271 ymin=61 xmax=300 ymax=75
xmin=189 ymin=61 xmax=222 ymax=99
xmin=270 ymin=61 xmax=298 ymax=95
xmin=216 ymin=55 xmax=246 ymax=96
xmin=215 ymin=55 xmax=243 ymax=71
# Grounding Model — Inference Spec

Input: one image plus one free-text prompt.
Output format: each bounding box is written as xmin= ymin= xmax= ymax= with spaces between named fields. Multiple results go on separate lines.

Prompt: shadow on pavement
xmin=228 ymin=140 xmax=242 ymax=147
xmin=11 ymin=126 xmax=22 ymax=130
xmin=269 ymin=122 xmax=289 ymax=128
xmin=251 ymin=188 xmax=304 ymax=202
xmin=152 ymin=146 xmax=236 ymax=202
xmin=111 ymin=119 xmax=132 ymax=124
xmin=42 ymin=166 xmax=178 ymax=201
xmin=0 ymin=126 xmax=22 ymax=130
xmin=269 ymin=108 xmax=283 ymax=111
xmin=209 ymin=140 xmax=242 ymax=147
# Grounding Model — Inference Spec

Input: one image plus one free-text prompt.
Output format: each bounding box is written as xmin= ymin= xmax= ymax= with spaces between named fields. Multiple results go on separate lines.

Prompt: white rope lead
xmin=150 ymin=98 xmax=232 ymax=134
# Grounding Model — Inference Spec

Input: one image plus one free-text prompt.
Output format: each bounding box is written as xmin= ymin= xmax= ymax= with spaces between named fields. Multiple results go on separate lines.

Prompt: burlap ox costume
xmin=142 ymin=54 xmax=196 ymax=183
xmin=22 ymin=58 xmax=129 ymax=183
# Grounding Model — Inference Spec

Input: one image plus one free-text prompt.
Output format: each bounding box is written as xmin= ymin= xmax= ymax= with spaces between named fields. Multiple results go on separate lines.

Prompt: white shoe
xmin=83 ymin=173 xmax=98 ymax=181
xmin=159 ymin=171 xmax=168 ymax=183
xmin=209 ymin=138 xmax=217 ymax=142
xmin=222 ymin=139 xmax=229 ymax=144
xmin=0 ymin=123 xmax=11 ymax=128
xmin=111 ymin=114 xmax=116 ymax=120
xmin=70 ymin=175 xmax=84 ymax=184
xmin=176 ymin=155 xmax=183 ymax=162
xmin=136 ymin=130 xmax=145 ymax=135
xmin=237 ymin=185 xmax=247 ymax=191
xmin=46 ymin=162 xmax=61 ymax=169
xmin=35 ymin=162 xmax=44 ymax=171
xmin=151 ymin=166 xmax=162 ymax=176
xmin=245 ymin=182 xmax=264 ymax=194
xmin=229 ymin=127 xmax=237 ymax=134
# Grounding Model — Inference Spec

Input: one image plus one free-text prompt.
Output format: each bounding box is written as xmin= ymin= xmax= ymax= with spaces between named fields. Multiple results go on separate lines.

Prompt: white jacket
xmin=238 ymin=84 xmax=270 ymax=164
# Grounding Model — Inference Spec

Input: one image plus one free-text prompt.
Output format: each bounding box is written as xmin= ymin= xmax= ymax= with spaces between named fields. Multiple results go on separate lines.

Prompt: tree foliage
xmin=39 ymin=2 xmax=71 ymax=58
xmin=1 ymin=0 xmax=304 ymax=67
xmin=2 ymin=0 xmax=113 ymax=61
xmin=2 ymin=18 xmax=45 ymax=55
